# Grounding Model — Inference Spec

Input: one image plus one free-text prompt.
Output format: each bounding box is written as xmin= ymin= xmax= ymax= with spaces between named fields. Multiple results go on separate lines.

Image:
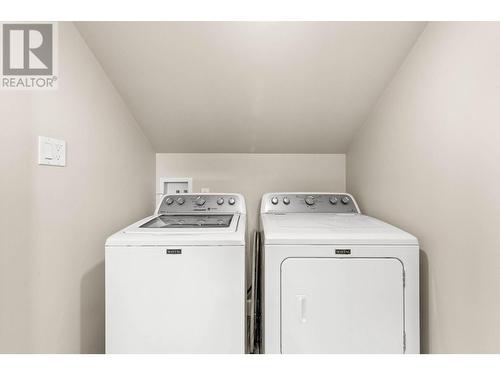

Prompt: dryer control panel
xmin=157 ymin=193 xmax=245 ymax=214
xmin=261 ymin=193 xmax=360 ymax=214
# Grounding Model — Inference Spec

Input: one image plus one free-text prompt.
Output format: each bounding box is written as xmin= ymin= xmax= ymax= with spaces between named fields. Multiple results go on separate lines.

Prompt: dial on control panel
xmin=271 ymin=197 xmax=279 ymax=205
xmin=165 ymin=197 xmax=174 ymax=205
xmin=283 ymin=197 xmax=290 ymax=205
xmin=341 ymin=196 xmax=350 ymax=205
xmin=217 ymin=197 xmax=224 ymax=205
xmin=176 ymin=197 xmax=185 ymax=205
xmin=195 ymin=196 xmax=206 ymax=206
xmin=228 ymin=197 xmax=236 ymax=205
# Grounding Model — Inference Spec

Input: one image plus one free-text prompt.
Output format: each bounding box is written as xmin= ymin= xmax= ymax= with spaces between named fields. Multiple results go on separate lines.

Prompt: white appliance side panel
xmin=281 ymin=257 xmax=404 ymax=354
xmin=106 ymin=245 xmax=245 ymax=353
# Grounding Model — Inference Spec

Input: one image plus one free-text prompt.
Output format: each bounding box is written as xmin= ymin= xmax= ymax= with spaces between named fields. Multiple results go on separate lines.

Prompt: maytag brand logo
xmin=1 ymin=22 xmax=58 ymax=89
xmin=335 ymin=249 xmax=351 ymax=255
xmin=166 ymin=249 xmax=182 ymax=255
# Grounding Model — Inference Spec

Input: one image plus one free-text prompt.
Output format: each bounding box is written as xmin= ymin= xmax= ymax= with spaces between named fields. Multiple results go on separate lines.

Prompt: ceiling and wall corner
xmin=75 ymin=22 xmax=426 ymax=154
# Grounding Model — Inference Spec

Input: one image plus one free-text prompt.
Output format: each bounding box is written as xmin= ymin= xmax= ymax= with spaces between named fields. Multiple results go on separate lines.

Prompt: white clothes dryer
xmin=259 ymin=193 xmax=419 ymax=354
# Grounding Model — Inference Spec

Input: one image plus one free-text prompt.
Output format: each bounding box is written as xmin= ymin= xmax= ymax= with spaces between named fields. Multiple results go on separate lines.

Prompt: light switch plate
xmin=38 ymin=136 xmax=66 ymax=166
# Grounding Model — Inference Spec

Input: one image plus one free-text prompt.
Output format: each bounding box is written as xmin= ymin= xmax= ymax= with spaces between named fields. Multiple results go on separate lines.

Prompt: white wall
xmin=156 ymin=153 xmax=345 ymax=244
xmin=0 ymin=22 xmax=155 ymax=353
xmin=347 ymin=22 xmax=500 ymax=353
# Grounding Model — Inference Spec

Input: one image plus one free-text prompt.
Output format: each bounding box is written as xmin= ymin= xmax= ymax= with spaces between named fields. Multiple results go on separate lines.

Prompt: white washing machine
xmin=259 ymin=193 xmax=419 ymax=354
xmin=105 ymin=193 xmax=246 ymax=353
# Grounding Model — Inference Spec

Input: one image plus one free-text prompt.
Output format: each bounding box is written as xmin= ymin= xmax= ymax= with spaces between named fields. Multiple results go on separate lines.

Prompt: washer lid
xmin=261 ymin=213 xmax=418 ymax=245
xmin=106 ymin=214 xmax=245 ymax=246
xmin=140 ymin=214 xmax=234 ymax=229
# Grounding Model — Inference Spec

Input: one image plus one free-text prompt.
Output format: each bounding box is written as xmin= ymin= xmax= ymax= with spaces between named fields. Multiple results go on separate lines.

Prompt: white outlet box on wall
xmin=38 ymin=136 xmax=66 ymax=166
xmin=156 ymin=177 xmax=193 ymax=206
xmin=159 ymin=177 xmax=193 ymax=194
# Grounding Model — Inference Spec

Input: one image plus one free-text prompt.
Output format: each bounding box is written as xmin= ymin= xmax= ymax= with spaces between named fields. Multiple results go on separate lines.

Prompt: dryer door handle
xmin=296 ymin=295 xmax=307 ymax=323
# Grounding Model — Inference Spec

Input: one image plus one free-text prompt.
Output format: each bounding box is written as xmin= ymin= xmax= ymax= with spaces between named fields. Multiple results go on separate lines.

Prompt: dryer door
xmin=281 ymin=257 xmax=404 ymax=353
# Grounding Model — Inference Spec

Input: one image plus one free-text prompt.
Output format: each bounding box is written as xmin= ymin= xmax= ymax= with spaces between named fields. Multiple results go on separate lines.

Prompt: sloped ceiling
xmin=76 ymin=22 xmax=425 ymax=153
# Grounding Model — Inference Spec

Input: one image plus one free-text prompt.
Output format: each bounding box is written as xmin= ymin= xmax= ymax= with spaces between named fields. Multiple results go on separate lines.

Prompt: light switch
xmin=38 ymin=136 xmax=66 ymax=166
xmin=42 ymin=141 xmax=53 ymax=159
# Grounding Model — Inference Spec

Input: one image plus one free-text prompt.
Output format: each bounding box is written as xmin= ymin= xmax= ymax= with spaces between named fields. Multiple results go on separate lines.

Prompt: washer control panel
xmin=158 ymin=194 xmax=244 ymax=214
xmin=261 ymin=193 xmax=359 ymax=214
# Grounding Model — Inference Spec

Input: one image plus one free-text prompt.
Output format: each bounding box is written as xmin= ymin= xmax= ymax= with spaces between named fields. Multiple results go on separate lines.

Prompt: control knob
xmin=329 ymin=196 xmax=338 ymax=205
xmin=271 ymin=197 xmax=279 ymax=205
xmin=228 ymin=197 xmax=236 ymax=205
xmin=165 ymin=197 xmax=174 ymax=205
xmin=283 ymin=197 xmax=290 ymax=205
xmin=305 ymin=196 xmax=315 ymax=206
xmin=195 ymin=196 xmax=206 ymax=206
xmin=217 ymin=197 xmax=224 ymax=205
xmin=176 ymin=197 xmax=185 ymax=205
xmin=341 ymin=196 xmax=350 ymax=205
